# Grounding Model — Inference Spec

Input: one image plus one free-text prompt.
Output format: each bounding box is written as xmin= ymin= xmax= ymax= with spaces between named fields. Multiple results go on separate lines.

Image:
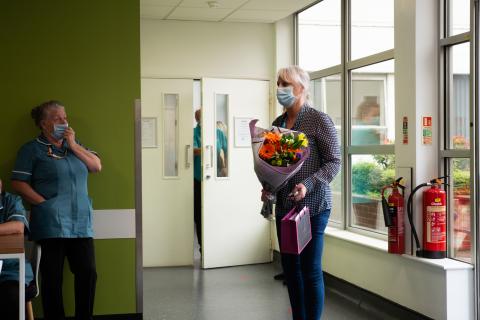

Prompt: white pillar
xmin=395 ymin=0 xmax=439 ymax=255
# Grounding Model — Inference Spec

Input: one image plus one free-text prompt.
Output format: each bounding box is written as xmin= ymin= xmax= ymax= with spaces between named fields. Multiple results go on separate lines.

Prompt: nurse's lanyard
xmin=47 ymin=145 xmax=68 ymax=160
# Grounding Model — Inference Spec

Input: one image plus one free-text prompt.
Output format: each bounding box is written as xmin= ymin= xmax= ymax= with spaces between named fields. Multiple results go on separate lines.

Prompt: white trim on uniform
xmin=36 ymin=138 xmax=51 ymax=146
xmin=12 ymin=170 xmax=32 ymax=176
xmin=7 ymin=214 xmax=28 ymax=222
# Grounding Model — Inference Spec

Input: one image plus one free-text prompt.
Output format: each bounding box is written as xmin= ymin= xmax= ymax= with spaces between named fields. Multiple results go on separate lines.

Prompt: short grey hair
xmin=30 ymin=100 xmax=64 ymax=128
xmin=277 ymin=66 xmax=310 ymax=100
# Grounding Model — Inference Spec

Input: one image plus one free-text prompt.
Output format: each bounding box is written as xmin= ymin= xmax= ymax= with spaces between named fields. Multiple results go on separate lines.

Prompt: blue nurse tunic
xmin=0 ymin=192 xmax=34 ymax=284
xmin=11 ymin=135 xmax=96 ymax=241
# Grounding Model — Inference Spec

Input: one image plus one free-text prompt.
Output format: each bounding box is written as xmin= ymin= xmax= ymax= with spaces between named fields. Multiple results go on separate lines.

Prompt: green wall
xmin=0 ymin=0 xmax=140 ymax=316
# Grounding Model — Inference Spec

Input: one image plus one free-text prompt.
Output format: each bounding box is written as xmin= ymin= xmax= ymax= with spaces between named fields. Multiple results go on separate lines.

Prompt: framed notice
xmin=234 ymin=117 xmax=253 ymax=147
xmin=141 ymin=117 xmax=157 ymax=148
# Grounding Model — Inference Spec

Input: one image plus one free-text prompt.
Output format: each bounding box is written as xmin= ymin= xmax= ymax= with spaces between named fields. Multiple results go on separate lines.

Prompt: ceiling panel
xmin=141 ymin=5 xmax=175 ymax=19
xmin=141 ymin=0 xmax=181 ymax=5
xmin=168 ymin=7 xmax=232 ymax=21
xmin=224 ymin=9 xmax=292 ymax=23
xmin=140 ymin=0 xmax=317 ymax=22
xmin=242 ymin=0 xmax=314 ymax=11
xmin=179 ymin=0 xmax=247 ymax=9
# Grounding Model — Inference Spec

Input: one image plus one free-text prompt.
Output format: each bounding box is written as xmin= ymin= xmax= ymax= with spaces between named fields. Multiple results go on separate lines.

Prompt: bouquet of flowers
xmin=249 ymin=119 xmax=310 ymax=219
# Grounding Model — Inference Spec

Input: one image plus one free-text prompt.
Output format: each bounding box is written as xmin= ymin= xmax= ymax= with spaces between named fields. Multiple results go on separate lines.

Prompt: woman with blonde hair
xmin=267 ymin=66 xmax=340 ymax=319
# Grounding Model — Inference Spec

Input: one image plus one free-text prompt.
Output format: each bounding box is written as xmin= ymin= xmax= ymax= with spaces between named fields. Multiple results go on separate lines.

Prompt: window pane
xmin=451 ymin=158 xmax=471 ymax=262
xmin=215 ymin=94 xmax=229 ymax=178
xmin=311 ymin=74 xmax=342 ymax=223
xmin=449 ymin=0 xmax=470 ymax=36
xmin=351 ymin=60 xmax=395 ymax=145
xmin=164 ymin=94 xmax=178 ymax=177
xmin=351 ymin=154 xmax=395 ymax=233
xmin=449 ymin=43 xmax=470 ymax=150
xmin=298 ymin=0 xmax=341 ymax=71
xmin=351 ymin=0 xmax=394 ymax=60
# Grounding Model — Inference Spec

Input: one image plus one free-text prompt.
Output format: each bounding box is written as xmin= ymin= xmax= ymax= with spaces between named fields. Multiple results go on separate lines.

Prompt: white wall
xmin=141 ymin=19 xmax=275 ymax=80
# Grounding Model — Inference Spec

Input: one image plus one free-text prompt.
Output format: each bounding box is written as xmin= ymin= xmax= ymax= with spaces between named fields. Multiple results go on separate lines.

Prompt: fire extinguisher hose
xmin=406 ymin=183 xmax=428 ymax=256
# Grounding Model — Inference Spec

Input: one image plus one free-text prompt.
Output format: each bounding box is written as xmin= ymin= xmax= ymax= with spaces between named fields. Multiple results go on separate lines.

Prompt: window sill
xmin=325 ymin=226 xmax=388 ymax=252
xmin=401 ymin=253 xmax=473 ymax=271
xmin=325 ymin=227 xmax=473 ymax=271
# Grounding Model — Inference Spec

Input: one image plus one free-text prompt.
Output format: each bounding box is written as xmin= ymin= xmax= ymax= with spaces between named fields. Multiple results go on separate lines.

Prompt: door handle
xmin=205 ymin=145 xmax=214 ymax=169
xmin=185 ymin=145 xmax=193 ymax=168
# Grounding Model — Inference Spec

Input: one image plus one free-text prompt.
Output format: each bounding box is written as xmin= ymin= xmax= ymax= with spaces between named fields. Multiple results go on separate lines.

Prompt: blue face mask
xmin=276 ymin=87 xmax=296 ymax=108
xmin=52 ymin=123 xmax=68 ymax=140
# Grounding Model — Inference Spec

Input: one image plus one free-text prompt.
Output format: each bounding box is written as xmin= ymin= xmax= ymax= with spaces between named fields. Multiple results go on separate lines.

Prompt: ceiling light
xmin=207 ymin=1 xmax=220 ymax=8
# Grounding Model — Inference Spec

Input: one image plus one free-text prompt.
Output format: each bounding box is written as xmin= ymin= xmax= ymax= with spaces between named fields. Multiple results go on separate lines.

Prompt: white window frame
xmin=295 ymin=0 xmax=395 ymax=239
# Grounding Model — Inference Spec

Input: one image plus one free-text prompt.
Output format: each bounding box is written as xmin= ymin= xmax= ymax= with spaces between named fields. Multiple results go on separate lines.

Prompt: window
xmin=297 ymin=1 xmax=394 ymax=235
xmin=350 ymin=0 xmax=394 ymax=60
xmin=351 ymin=61 xmax=395 ymax=146
xmin=163 ymin=94 xmax=179 ymax=177
xmin=440 ymin=0 xmax=472 ymax=263
xmin=311 ymin=75 xmax=342 ymax=224
xmin=297 ymin=0 xmax=341 ymax=71
xmin=448 ymin=0 xmax=470 ymax=36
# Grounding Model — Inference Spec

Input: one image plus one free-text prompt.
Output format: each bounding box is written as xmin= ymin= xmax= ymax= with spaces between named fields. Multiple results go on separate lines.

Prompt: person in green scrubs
xmin=0 ymin=179 xmax=35 ymax=320
xmin=11 ymin=100 xmax=102 ymax=320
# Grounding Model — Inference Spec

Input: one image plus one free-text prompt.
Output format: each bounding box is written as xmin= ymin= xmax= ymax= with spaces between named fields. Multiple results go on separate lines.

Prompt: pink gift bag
xmin=280 ymin=206 xmax=312 ymax=254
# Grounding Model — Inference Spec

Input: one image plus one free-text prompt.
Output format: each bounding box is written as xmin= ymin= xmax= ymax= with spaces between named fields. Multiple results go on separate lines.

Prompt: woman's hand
xmin=289 ymin=184 xmax=307 ymax=202
xmin=65 ymin=128 xmax=102 ymax=172
xmin=64 ymin=127 xmax=77 ymax=147
xmin=261 ymin=189 xmax=272 ymax=202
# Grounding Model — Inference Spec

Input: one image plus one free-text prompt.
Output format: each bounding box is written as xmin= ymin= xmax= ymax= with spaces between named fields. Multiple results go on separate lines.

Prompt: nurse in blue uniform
xmin=11 ymin=100 xmax=102 ymax=320
xmin=0 ymin=178 xmax=35 ymax=320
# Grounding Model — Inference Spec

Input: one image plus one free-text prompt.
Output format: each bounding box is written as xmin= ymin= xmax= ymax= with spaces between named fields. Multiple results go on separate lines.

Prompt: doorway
xmin=141 ymin=77 xmax=272 ymax=269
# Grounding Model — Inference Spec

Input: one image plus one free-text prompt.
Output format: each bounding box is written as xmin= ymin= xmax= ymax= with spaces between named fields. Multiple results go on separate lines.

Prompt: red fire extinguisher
xmin=381 ymin=177 xmax=405 ymax=254
xmin=407 ymin=177 xmax=447 ymax=259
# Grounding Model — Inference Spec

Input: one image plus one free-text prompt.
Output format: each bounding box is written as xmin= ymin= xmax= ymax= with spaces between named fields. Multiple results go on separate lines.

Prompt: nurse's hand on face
xmin=64 ymin=127 xmax=77 ymax=147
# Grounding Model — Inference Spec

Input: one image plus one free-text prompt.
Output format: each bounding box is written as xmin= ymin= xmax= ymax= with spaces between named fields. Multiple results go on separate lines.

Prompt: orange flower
xmin=259 ymin=144 xmax=276 ymax=160
xmin=264 ymin=132 xmax=281 ymax=143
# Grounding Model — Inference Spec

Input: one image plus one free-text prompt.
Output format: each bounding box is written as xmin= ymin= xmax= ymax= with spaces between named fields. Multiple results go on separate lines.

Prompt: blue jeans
xmin=276 ymin=209 xmax=331 ymax=320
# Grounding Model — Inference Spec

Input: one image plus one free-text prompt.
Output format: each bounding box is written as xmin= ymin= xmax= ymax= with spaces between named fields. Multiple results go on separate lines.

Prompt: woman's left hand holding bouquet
xmin=288 ymin=183 xmax=307 ymax=202
xmin=261 ymin=189 xmax=273 ymax=202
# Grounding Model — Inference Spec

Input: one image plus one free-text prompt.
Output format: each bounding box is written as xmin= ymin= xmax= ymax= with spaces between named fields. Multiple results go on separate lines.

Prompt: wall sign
xmin=402 ymin=116 xmax=408 ymax=145
xmin=234 ymin=117 xmax=253 ymax=147
xmin=422 ymin=116 xmax=432 ymax=145
xmin=141 ymin=117 xmax=157 ymax=148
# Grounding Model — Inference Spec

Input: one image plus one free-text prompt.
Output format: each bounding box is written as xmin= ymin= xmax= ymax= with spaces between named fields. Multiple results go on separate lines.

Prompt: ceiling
xmin=141 ymin=0 xmax=319 ymax=23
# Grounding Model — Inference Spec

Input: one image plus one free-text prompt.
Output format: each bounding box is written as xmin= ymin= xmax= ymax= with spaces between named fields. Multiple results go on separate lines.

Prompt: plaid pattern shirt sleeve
xmin=273 ymin=105 xmax=341 ymax=218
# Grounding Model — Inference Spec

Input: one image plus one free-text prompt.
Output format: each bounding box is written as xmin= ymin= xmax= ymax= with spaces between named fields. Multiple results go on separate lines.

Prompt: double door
xmin=142 ymin=78 xmax=271 ymax=268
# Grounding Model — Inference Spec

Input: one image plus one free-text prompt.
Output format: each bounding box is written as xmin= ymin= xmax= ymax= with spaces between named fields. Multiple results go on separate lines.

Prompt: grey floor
xmin=143 ymin=241 xmax=382 ymax=320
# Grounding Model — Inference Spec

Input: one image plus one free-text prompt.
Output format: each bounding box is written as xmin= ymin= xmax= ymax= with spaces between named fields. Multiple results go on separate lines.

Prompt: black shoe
xmin=274 ymin=273 xmax=285 ymax=281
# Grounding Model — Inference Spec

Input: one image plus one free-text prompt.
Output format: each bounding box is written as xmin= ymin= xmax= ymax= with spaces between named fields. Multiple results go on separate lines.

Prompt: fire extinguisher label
xmin=426 ymin=206 xmax=446 ymax=244
xmin=388 ymin=205 xmax=397 ymax=243
xmin=387 ymin=202 xmax=405 ymax=254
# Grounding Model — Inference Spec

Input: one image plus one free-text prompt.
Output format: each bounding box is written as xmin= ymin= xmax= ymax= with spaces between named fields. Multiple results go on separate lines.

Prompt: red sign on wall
xmin=422 ymin=116 xmax=432 ymax=145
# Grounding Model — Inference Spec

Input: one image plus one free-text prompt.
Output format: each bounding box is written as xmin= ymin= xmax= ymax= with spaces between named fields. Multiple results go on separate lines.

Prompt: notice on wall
xmin=234 ymin=117 xmax=253 ymax=147
xmin=141 ymin=117 xmax=157 ymax=148
xmin=422 ymin=116 xmax=432 ymax=145
xmin=402 ymin=116 xmax=408 ymax=145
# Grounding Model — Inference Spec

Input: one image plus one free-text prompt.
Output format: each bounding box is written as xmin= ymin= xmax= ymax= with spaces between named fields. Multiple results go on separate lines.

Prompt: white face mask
xmin=52 ymin=123 xmax=69 ymax=140
xmin=276 ymin=86 xmax=296 ymax=108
